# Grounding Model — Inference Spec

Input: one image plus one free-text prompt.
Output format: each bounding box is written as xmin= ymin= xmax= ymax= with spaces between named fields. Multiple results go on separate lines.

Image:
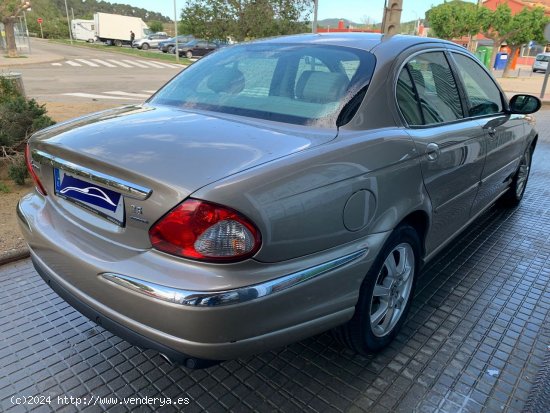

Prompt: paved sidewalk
xmin=0 ymin=38 xmax=63 ymax=68
xmin=1 ymin=116 xmax=549 ymax=412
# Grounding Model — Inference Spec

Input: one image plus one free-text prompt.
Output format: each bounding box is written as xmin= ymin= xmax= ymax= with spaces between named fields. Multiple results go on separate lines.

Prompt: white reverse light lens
xmin=194 ymin=220 xmax=255 ymax=257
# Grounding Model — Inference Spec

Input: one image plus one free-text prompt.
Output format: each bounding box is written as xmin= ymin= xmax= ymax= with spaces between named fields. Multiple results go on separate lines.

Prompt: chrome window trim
xmin=100 ymin=249 xmax=367 ymax=307
xmin=32 ymin=150 xmax=152 ymax=200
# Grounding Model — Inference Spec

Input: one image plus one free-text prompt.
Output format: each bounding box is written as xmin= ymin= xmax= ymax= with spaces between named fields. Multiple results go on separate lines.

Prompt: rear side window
xmin=398 ymin=52 xmax=463 ymax=125
xmin=396 ymin=68 xmax=423 ymax=125
xmin=452 ymin=53 xmax=503 ymax=116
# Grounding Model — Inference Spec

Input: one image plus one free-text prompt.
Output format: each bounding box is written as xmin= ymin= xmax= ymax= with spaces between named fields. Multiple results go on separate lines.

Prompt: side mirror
xmin=509 ymin=94 xmax=541 ymax=114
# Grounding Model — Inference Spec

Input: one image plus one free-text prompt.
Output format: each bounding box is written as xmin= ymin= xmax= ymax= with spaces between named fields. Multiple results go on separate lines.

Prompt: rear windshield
xmin=536 ymin=54 xmax=550 ymax=62
xmin=151 ymin=43 xmax=376 ymax=126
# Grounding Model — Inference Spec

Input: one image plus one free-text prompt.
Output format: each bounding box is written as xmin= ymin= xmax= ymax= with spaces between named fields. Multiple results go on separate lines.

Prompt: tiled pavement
xmin=1 ymin=115 xmax=550 ymax=413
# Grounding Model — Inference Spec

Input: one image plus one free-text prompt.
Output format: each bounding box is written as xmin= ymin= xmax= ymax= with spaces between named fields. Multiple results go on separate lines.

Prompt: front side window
xmin=151 ymin=44 xmax=375 ymax=126
xmin=452 ymin=53 xmax=503 ymax=117
xmin=402 ymin=52 xmax=464 ymax=125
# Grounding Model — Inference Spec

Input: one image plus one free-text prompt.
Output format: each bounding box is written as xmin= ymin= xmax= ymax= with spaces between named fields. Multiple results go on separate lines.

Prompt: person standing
xmin=130 ymin=31 xmax=135 ymax=47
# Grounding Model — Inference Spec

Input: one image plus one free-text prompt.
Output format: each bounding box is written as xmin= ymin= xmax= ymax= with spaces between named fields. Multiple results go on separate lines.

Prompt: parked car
xmin=19 ymin=33 xmax=540 ymax=369
xmin=158 ymin=34 xmax=194 ymax=54
xmin=175 ymin=39 xmax=219 ymax=58
xmin=133 ymin=33 xmax=170 ymax=50
xmin=532 ymin=52 xmax=550 ymax=72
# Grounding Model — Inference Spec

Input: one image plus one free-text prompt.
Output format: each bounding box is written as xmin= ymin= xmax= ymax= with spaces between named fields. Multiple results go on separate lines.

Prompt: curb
xmin=0 ymin=247 xmax=30 ymax=266
xmin=0 ymin=56 xmax=65 ymax=68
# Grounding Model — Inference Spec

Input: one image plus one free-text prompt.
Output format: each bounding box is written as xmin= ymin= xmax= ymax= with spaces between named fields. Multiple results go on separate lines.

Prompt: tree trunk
xmin=503 ymin=45 xmax=520 ymax=78
xmin=2 ymin=18 xmax=19 ymax=58
xmin=0 ymin=26 xmax=5 ymax=50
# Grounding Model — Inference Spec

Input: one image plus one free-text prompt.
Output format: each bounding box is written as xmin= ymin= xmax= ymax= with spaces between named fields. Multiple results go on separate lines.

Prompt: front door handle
xmin=487 ymin=127 xmax=497 ymax=139
xmin=426 ymin=143 xmax=440 ymax=161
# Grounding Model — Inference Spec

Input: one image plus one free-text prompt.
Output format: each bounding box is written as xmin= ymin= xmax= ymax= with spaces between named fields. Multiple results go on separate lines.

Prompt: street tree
xmin=425 ymin=0 xmax=480 ymax=40
xmin=180 ymin=0 xmax=310 ymax=42
xmin=0 ymin=0 xmax=32 ymax=58
xmin=501 ymin=7 xmax=548 ymax=77
xmin=478 ymin=4 xmax=521 ymax=70
xmin=148 ymin=20 xmax=164 ymax=33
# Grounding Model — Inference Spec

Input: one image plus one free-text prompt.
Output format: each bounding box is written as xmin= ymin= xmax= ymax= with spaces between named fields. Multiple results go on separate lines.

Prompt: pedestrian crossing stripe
xmin=52 ymin=59 xmax=182 ymax=69
xmin=62 ymin=90 xmax=156 ymax=101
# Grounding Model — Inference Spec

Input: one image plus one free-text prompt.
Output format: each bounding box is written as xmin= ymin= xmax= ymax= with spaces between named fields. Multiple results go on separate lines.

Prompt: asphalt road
xmin=15 ymin=41 xmax=183 ymax=105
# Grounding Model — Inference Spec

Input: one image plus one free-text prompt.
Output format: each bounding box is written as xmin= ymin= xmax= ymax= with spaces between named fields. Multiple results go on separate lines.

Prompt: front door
xmin=449 ymin=52 xmax=526 ymax=215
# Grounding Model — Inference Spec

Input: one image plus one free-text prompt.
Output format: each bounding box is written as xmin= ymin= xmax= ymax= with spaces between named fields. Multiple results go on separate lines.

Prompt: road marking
xmin=121 ymin=60 xmax=149 ymax=68
xmin=139 ymin=61 xmax=167 ymax=69
xmin=152 ymin=61 xmax=182 ymax=69
xmin=107 ymin=59 xmax=133 ymax=68
xmin=63 ymin=93 xmax=135 ymax=100
xmin=66 ymin=60 xmax=82 ymax=67
xmin=104 ymin=91 xmax=151 ymax=98
xmin=91 ymin=59 xmax=117 ymax=68
xmin=51 ymin=63 xmax=62 ymax=66
xmin=75 ymin=59 xmax=100 ymax=67
xmin=143 ymin=90 xmax=157 ymax=93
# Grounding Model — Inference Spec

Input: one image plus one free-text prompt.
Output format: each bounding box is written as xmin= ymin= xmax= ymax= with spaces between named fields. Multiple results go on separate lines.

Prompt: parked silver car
xmin=19 ymin=34 xmax=540 ymax=369
xmin=132 ymin=33 xmax=169 ymax=50
xmin=532 ymin=52 xmax=550 ymax=72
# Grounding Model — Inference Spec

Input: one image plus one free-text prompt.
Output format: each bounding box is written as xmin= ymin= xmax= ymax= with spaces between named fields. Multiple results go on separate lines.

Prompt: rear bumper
xmin=18 ymin=192 xmax=385 ymax=360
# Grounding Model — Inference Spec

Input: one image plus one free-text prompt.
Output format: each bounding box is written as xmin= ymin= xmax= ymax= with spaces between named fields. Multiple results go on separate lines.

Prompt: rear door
xmin=397 ymin=51 xmax=486 ymax=253
xmin=449 ymin=52 xmax=526 ymax=216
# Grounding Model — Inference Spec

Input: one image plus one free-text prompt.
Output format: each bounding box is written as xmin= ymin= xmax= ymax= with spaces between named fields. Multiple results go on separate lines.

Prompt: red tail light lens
xmin=25 ymin=143 xmax=47 ymax=196
xmin=149 ymin=199 xmax=261 ymax=262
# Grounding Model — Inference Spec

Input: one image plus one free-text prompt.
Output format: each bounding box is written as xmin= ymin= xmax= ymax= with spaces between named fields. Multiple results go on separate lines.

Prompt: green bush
xmin=0 ymin=76 xmax=55 ymax=185
xmin=8 ymin=159 xmax=28 ymax=186
xmin=0 ymin=182 xmax=10 ymax=194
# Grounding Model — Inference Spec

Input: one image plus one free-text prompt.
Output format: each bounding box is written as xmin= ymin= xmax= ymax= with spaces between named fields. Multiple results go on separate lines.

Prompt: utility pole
xmin=64 ymin=0 xmax=73 ymax=44
xmin=312 ymin=0 xmax=318 ymax=33
xmin=173 ymin=0 xmax=179 ymax=62
xmin=381 ymin=0 xmax=403 ymax=35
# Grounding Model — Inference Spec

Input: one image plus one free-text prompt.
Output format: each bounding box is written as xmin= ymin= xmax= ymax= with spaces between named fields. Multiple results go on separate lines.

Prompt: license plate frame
xmin=53 ymin=168 xmax=125 ymax=226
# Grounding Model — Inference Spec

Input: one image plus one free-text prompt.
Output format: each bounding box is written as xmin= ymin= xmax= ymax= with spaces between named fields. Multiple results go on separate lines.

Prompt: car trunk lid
xmin=29 ymin=105 xmax=337 ymax=249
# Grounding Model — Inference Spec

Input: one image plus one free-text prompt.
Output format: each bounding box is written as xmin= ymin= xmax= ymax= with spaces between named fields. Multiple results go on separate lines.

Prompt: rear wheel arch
xmin=395 ymin=210 xmax=430 ymax=260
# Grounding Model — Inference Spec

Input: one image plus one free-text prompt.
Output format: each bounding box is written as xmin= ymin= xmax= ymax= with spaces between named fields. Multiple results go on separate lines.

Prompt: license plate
xmin=54 ymin=168 xmax=125 ymax=226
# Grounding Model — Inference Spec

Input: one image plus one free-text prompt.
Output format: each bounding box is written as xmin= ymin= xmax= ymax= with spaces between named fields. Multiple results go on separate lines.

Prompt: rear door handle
xmin=426 ymin=143 xmax=440 ymax=161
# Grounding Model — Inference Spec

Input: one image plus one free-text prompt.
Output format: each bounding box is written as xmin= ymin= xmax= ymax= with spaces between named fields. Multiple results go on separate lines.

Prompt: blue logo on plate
xmin=55 ymin=170 xmax=121 ymax=212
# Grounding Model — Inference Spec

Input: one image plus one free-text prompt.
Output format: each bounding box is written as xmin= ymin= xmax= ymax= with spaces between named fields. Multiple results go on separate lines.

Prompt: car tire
xmin=142 ymin=43 xmax=150 ymax=50
xmin=500 ymin=144 xmax=534 ymax=207
xmin=114 ymin=39 xmax=122 ymax=47
xmin=186 ymin=50 xmax=193 ymax=59
xmin=167 ymin=46 xmax=174 ymax=54
xmin=333 ymin=225 xmax=420 ymax=354
xmin=533 ymin=69 xmax=537 ymax=73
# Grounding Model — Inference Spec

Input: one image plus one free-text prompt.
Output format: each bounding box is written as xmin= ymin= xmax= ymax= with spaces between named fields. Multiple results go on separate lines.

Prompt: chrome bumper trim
xmin=32 ymin=150 xmax=152 ymax=200
xmin=100 ymin=249 xmax=367 ymax=307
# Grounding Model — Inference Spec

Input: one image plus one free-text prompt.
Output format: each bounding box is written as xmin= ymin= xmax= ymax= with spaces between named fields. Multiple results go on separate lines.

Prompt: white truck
xmin=71 ymin=19 xmax=96 ymax=43
xmin=93 ymin=12 xmax=149 ymax=46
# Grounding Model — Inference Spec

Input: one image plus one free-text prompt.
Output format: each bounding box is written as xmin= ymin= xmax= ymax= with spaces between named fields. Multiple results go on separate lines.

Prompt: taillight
xmin=25 ymin=143 xmax=47 ymax=196
xmin=149 ymin=199 xmax=261 ymax=262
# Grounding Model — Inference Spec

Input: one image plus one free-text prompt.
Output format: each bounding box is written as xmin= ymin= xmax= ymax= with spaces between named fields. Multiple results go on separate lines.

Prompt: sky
xmin=107 ymin=0 xmax=478 ymax=24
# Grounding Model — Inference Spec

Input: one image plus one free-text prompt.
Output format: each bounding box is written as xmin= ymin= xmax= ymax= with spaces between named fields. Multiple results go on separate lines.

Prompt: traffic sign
xmin=37 ymin=18 xmax=43 ymax=24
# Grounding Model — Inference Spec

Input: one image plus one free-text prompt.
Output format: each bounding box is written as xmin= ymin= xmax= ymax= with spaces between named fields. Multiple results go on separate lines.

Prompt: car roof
xmin=253 ymin=33 xmax=457 ymax=54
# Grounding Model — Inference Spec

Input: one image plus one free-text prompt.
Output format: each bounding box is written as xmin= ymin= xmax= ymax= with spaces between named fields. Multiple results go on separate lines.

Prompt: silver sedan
xmin=19 ymin=33 xmax=540 ymax=369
